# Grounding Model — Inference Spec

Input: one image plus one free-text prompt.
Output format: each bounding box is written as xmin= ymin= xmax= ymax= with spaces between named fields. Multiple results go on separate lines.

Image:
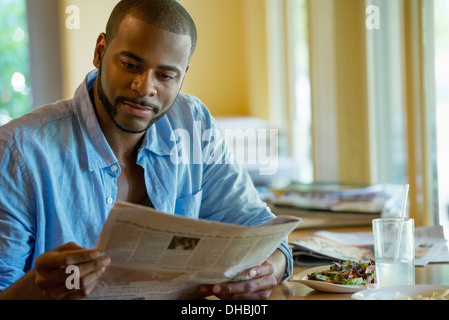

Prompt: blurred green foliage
xmin=0 ymin=0 xmax=32 ymax=119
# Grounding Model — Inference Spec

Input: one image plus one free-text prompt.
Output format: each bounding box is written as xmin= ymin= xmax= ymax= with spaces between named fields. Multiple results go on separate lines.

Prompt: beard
xmin=96 ymin=62 xmax=170 ymax=134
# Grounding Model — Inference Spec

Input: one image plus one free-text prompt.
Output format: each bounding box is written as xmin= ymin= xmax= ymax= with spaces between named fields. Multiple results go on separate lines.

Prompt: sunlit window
xmin=366 ymin=0 xmax=407 ymax=185
xmin=434 ymin=0 xmax=449 ymax=227
xmin=0 ymin=0 xmax=32 ymax=125
xmin=288 ymin=0 xmax=313 ymax=183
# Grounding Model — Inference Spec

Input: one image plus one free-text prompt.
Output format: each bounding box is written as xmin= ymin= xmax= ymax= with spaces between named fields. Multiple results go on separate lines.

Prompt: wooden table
xmin=269 ymin=226 xmax=449 ymax=300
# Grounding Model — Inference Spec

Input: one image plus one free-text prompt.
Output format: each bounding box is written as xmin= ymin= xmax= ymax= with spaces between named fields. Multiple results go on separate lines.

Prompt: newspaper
xmin=415 ymin=226 xmax=449 ymax=265
xmin=290 ymin=226 xmax=449 ymax=267
xmin=290 ymin=231 xmax=375 ymax=266
xmin=88 ymin=201 xmax=302 ymax=300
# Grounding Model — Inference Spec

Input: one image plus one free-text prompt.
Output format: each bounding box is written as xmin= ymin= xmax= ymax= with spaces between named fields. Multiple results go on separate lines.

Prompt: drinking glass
xmin=372 ymin=217 xmax=415 ymax=288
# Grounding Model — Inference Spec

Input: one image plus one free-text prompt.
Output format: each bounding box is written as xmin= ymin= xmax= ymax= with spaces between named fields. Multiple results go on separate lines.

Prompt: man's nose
xmin=131 ymin=71 xmax=157 ymax=97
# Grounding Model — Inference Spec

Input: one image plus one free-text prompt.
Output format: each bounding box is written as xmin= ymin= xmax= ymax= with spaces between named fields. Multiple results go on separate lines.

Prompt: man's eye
xmin=122 ymin=61 xmax=138 ymax=70
xmin=158 ymin=73 xmax=174 ymax=81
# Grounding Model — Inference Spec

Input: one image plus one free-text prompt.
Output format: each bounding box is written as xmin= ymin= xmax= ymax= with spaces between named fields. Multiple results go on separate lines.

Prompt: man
xmin=0 ymin=0 xmax=292 ymax=300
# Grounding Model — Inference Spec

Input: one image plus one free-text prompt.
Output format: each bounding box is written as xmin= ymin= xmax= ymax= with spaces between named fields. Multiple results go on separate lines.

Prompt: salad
xmin=307 ymin=260 xmax=375 ymax=285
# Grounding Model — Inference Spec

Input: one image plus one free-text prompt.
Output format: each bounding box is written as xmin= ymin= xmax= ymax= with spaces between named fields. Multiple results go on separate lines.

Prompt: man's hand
xmin=199 ymin=249 xmax=286 ymax=300
xmin=33 ymin=242 xmax=110 ymax=300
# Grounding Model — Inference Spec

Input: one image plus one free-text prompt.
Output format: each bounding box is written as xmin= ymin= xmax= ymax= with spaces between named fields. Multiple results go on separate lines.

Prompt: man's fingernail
xmin=212 ymin=285 xmax=222 ymax=294
xmin=249 ymin=269 xmax=258 ymax=278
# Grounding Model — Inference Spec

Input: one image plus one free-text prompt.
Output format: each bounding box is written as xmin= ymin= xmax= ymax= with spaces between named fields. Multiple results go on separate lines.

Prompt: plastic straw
xmin=395 ymin=184 xmax=409 ymax=261
xmin=400 ymin=184 xmax=410 ymax=219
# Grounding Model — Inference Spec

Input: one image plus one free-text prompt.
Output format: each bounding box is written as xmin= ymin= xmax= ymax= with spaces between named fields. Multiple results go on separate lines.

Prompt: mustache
xmin=116 ymin=97 xmax=159 ymax=113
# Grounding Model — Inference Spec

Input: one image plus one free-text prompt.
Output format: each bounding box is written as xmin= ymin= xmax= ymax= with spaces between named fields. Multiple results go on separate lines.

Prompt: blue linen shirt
xmin=0 ymin=70 xmax=292 ymax=291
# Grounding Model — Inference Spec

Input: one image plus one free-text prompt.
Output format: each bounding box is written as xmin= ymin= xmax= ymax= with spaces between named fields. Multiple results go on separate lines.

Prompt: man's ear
xmin=93 ymin=33 xmax=107 ymax=69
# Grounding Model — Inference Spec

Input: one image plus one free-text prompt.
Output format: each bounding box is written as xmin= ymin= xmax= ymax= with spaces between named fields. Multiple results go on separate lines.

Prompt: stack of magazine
xmin=259 ymin=182 xmax=403 ymax=229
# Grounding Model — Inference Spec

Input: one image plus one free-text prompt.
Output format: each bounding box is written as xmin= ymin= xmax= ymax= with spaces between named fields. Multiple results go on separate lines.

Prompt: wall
xmin=181 ymin=0 xmax=270 ymax=119
xmin=59 ymin=0 xmax=119 ymax=99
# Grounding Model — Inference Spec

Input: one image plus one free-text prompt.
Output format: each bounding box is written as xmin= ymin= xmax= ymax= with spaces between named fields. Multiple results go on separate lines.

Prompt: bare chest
xmin=115 ymin=163 xmax=149 ymax=204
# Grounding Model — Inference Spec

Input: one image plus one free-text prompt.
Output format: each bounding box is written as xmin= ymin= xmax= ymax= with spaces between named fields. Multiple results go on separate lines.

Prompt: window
xmin=0 ymin=0 xmax=32 ymax=124
xmin=433 ymin=0 xmax=449 ymax=227
xmin=366 ymin=0 xmax=407 ymax=185
xmin=287 ymin=0 xmax=313 ymax=183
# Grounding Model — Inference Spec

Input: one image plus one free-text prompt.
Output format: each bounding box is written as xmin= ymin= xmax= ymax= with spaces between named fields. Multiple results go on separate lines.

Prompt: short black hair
xmin=105 ymin=0 xmax=197 ymax=58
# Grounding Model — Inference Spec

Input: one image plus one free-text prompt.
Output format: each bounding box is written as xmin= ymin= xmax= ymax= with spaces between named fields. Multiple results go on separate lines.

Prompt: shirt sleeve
xmin=0 ymin=139 xmax=36 ymax=290
xmin=192 ymin=103 xmax=293 ymax=279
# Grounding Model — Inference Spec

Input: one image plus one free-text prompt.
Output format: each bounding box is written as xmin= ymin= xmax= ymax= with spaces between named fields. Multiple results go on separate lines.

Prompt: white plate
xmin=288 ymin=265 xmax=367 ymax=293
xmin=352 ymin=285 xmax=449 ymax=300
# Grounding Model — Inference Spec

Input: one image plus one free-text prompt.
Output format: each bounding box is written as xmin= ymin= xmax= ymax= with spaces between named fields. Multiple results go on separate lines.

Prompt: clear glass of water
xmin=372 ymin=218 xmax=415 ymax=288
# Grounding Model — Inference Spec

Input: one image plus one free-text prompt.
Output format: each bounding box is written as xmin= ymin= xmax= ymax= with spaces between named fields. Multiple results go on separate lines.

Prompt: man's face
xmin=93 ymin=15 xmax=191 ymax=134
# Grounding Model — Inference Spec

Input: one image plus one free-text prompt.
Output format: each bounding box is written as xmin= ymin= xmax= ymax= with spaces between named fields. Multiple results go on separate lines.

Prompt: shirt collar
xmin=140 ymin=116 xmax=174 ymax=157
xmin=72 ymin=70 xmax=116 ymax=172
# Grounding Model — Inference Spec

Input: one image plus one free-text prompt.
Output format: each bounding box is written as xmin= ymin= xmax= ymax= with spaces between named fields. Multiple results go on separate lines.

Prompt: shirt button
xmin=111 ymin=165 xmax=118 ymax=172
xmin=106 ymin=197 xmax=114 ymax=205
